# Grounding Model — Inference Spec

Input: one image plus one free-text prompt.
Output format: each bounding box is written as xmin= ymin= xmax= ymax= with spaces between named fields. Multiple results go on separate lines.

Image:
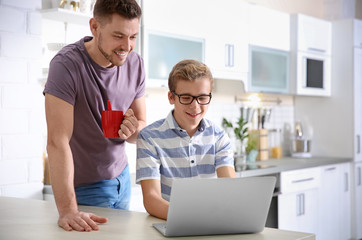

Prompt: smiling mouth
xmin=114 ymin=51 xmax=127 ymax=57
xmin=187 ymin=112 xmax=201 ymax=118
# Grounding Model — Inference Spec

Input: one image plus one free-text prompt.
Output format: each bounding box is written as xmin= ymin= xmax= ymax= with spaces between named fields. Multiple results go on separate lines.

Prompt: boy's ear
xmin=168 ymin=91 xmax=175 ymax=104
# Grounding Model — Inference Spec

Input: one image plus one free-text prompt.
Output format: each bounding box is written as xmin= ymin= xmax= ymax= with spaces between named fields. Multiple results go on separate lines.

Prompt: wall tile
xmin=0 ymin=58 xmax=28 ymax=84
xmin=28 ymin=60 xmax=43 ymax=85
xmin=28 ymin=158 xmax=44 ymax=182
xmin=2 ymin=84 xmax=44 ymax=109
xmin=29 ymin=108 xmax=47 ymax=135
xmin=1 ymin=0 xmax=42 ymax=10
xmin=0 ymin=110 xmax=28 ymax=134
xmin=0 ymin=33 xmax=42 ymax=59
xmin=2 ymin=182 xmax=43 ymax=200
xmin=2 ymin=134 xmax=43 ymax=160
xmin=27 ymin=11 xmax=42 ymax=35
xmin=0 ymin=160 xmax=28 ymax=185
xmin=0 ymin=7 xmax=26 ymax=33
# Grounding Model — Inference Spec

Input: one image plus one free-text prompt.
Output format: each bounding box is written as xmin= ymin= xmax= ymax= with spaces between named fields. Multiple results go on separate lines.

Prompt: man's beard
xmin=97 ymin=33 xmax=126 ymax=67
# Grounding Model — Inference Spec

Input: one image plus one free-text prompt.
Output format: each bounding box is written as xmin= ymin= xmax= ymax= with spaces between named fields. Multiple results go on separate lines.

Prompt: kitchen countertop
xmin=0 ymin=196 xmax=315 ymax=240
xmin=235 ymin=156 xmax=352 ymax=177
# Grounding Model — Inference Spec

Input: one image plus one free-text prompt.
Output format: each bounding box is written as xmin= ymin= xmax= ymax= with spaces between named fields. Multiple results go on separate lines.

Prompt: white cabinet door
xmin=354 ymin=19 xmax=362 ymax=48
xmin=249 ymin=4 xmax=290 ymax=51
xmin=319 ymin=163 xmax=351 ymax=240
xmin=293 ymin=14 xmax=332 ymax=55
xmin=203 ymin=0 xmax=249 ymax=81
xmin=340 ymin=163 xmax=351 ymax=240
xmin=278 ymin=189 xmax=319 ymax=236
xmin=278 ymin=168 xmax=320 ymax=237
xmin=354 ymin=163 xmax=362 ymax=239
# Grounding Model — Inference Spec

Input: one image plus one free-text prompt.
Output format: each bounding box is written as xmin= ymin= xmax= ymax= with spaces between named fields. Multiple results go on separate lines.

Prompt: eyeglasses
xmin=172 ymin=92 xmax=212 ymax=105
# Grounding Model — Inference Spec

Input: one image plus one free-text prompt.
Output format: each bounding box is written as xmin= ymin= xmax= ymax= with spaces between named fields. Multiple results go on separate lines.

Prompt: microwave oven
xmin=294 ymin=51 xmax=331 ymax=96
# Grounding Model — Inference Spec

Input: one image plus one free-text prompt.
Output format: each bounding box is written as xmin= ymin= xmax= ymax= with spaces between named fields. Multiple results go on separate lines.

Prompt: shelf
xmin=41 ymin=8 xmax=91 ymax=25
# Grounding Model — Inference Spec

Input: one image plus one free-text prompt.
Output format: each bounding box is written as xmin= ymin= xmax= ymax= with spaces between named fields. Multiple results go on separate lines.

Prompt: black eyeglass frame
xmin=172 ymin=91 xmax=212 ymax=105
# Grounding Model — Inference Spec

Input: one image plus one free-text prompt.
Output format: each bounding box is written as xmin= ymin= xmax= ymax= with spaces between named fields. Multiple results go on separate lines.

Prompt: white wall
xmin=0 ymin=0 xmax=44 ymax=199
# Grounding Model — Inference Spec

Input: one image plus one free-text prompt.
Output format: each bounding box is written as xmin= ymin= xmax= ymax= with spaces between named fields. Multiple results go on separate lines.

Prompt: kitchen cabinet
xmin=318 ymin=163 xmax=351 ymax=240
xmin=290 ymin=14 xmax=332 ymax=97
xmin=245 ymin=4 xmax=290 ymax=94
xmin=142 ymin=0 xmax=249 ymax=83
xmin=353 ymin=162 xmax=362 ymax=239
xmin=248 ymin=4 xmax=290 ymax=51
xmin=341 ymin=163 xmax=352 ymax=240
xmin=246 ymin=45 xmax=290 ymax=93
xmin=143 ymin=30 xmax=205 ymax=88
xmin=295 ymin=18 xmax=362 ymax=240
xmin=291 ymin=14 xmax=331 ymax=55
xmin=203 ymin=0 xmax=249 ymax=81
xmin=278 ymin=167 xmax=320 ymax=237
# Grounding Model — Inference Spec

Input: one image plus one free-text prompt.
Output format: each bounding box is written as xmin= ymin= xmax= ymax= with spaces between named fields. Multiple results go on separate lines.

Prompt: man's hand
xmin=118 ymin=108 xmax=139 ymax=140
xmin=58 ymin=210 xmax=108 ymax=232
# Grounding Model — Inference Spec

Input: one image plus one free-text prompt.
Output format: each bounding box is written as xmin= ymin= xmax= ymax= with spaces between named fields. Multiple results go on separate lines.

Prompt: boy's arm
xmin=217 ymin=166 xmax=236 ymax=178
xmin=140 ymin=179 xmax=170 ymax=220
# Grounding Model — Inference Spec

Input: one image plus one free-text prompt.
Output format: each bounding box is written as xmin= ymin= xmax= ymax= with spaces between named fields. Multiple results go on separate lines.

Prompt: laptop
xmin=153 ymin=176 xmax=276 ymax=237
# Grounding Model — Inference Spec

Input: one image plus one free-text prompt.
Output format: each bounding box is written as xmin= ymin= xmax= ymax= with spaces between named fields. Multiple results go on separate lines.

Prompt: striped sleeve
xmin=214 ymin=126 xmax=235 ymax=169
xmin=136 ymin=128 xmax=161 ymax=184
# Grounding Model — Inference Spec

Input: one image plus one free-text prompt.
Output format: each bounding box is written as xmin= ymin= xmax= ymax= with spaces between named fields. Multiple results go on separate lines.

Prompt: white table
xmin=0 ymin=196 xmax=315 ymax=240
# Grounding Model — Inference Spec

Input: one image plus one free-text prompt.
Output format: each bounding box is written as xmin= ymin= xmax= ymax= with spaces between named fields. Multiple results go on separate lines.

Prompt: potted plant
xmin=222 ymin=116 xmax=249 ymax=158
xmin=246 ymin=132 xmax=258 ymax=162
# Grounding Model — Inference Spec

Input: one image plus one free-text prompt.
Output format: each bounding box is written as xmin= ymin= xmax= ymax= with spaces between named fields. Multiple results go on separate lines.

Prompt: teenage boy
xmin=136 ymin=59 xmax=236 ymax=220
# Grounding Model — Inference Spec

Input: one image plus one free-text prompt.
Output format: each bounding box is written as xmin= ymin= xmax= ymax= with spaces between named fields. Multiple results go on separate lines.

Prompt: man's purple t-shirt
xmin=43 ymin=36 xmax=145 ymax=187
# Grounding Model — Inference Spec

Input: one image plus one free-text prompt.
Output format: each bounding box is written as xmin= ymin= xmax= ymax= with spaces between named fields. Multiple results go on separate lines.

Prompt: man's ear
xmin=89 ymin=18 xmax=99 ymax=36
xmin=168 ymin=91 xmax=175 ymax=105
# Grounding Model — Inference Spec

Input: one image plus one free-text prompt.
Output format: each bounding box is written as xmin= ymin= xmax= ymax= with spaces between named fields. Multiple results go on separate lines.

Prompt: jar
xmin=269 ymin=128 xmax=282 ymax=159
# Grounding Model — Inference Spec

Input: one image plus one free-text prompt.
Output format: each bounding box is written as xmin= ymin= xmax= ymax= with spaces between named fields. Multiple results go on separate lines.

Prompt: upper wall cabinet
xmin=291 ymin=14 xmax=332 ymax=55
xmin=248 ymin=4 xmax=290 ymax=51
xmin=142 ymin=0 xmax=249 ymax=85
xmin=202 ymin=0 xmax=249 ymax=81
xmin=290 ymin=14 xmax=332 ymax=97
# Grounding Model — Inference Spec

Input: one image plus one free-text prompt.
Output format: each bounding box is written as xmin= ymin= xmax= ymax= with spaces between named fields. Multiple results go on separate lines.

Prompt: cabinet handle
xmin=225 ymin=44 xmax=234 ymax=67
xmin=344 ymin=172 xmax=349 ymax=192
xmin=292 ymin=177 xmax=314 ymax=184
xmin=325 ymin=167 xmax=336 ymax=172
xmin=358 ymin=167 xmax=362 ymax=186
xmin=357 ymin=135 xmax=361 ymax=154
xmin=307 ymin=47 xmax=326 ymax=53
xmin=296 ymin=193 xmax=305 ymax=216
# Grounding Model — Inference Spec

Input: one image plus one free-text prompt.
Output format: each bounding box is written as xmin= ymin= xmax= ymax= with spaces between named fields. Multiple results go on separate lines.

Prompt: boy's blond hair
xmin=168 ymin=59 xmax=213 ymax=92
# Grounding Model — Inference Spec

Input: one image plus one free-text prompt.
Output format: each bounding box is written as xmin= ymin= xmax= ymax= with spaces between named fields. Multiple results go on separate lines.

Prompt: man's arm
xmin=217 ymin=166 xmax=236 ymax=178
xmin=45 ymin=94 xmax=108 ymax=232
xmin=119 ymin=95 xmax=147 ymax=143
xmin=140 ymin=179 xmax=169 ymax=220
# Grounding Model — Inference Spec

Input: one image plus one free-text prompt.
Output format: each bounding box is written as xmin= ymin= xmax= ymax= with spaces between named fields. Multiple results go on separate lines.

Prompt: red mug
xmin=101 ymin=100 xmax=124 ymax=138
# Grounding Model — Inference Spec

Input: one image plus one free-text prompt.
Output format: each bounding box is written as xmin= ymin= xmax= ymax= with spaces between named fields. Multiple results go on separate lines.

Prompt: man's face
xmin=169 ymin=78 xmax=212 ymax=133
xmin=94 ymin=14 xmax=139 ymax=67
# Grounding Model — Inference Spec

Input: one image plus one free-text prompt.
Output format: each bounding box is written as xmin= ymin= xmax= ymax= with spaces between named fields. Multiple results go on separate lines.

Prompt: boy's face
xmin=168 ymin=78 xmax=212 ymax=133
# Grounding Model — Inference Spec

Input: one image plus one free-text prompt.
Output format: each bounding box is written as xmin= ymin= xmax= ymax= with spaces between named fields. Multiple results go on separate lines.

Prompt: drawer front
xmin=280 ymin=167 xmax=320 ymax=193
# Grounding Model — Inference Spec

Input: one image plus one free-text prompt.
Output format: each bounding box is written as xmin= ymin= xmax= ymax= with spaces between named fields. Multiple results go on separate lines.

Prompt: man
xmin=136 ymin=59 xmax=235 ymax=220
xmin=43 ymin=0 xmax=146 ymax=232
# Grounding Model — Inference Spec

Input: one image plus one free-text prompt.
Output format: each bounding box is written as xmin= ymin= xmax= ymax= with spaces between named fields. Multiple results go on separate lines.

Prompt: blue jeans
xmin=75 ymin=165 xmax=131 ymax=210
